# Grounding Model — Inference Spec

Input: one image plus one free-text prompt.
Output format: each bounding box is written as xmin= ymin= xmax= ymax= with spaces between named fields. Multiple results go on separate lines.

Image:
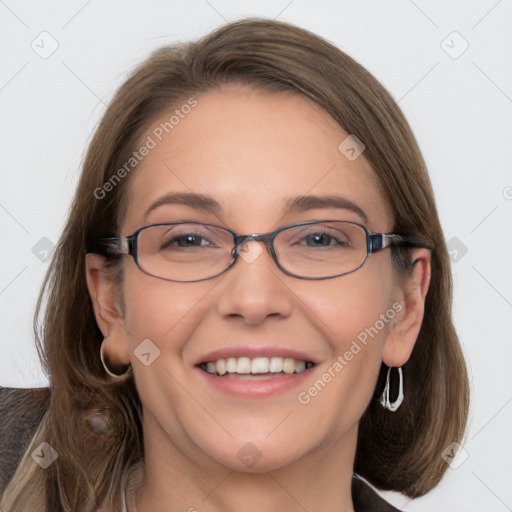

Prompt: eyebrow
xmin=144 ymin=192 xmax=368 ymax=224
xmin=284 ymin=195 xmax=368 ymax=223
xmin=144 ymin=192 xmax=222 ymax=223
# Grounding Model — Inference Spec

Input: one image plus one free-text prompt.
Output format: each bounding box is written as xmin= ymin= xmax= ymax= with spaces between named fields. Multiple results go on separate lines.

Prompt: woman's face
xmin=100 ymin=85 xmax=420 ymax=472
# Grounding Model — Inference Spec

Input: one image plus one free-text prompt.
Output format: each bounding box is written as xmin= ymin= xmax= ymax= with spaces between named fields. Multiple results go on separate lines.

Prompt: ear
xmin=85 ymin=253 xmax=131 ymax=367
xmin=382 ymin=248 xmax=431 ymax=367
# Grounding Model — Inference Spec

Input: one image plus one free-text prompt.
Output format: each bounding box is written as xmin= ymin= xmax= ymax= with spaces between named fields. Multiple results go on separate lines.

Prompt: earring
xmin=100 ymin=336 xmax=133 ymax=381
xmin=380 ymin=366 xmax=404 ymax=412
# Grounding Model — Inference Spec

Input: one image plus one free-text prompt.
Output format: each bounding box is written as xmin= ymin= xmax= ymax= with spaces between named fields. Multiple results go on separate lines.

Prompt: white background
xmin=1 ymin=1 xmax=511 ymax=510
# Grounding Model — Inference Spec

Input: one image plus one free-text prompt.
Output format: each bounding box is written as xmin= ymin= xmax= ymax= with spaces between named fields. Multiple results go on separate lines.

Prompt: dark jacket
xmin=0 ymin=387 xmax=401 ymax=511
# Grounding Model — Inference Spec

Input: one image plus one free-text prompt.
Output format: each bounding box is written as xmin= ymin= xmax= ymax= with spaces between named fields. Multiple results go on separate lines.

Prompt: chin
xmin=197 ymin=435 xmax=312 ymax=474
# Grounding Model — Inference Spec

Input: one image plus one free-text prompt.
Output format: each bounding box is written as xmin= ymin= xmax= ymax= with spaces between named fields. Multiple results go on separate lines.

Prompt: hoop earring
xmin=100 ymin=336 xmax=133 ymax=381
xmin=380 ymin=366 xmax=404 ymax=412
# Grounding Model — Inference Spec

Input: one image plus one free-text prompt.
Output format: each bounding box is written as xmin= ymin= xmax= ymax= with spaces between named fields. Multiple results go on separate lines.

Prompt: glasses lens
xmin=275 ymin=221 xmax=368 ymax=278
xmin=137 ymin=223 xmax=234 ymax=281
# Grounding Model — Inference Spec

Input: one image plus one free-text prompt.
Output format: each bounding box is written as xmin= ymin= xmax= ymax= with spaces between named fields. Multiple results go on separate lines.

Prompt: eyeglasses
xmin=89 ymin=220 xmax=431 ymax=282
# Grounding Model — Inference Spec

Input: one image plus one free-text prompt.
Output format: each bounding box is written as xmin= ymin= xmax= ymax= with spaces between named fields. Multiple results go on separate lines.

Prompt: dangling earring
xmin=100 ymin=335 xmax=133 ymax=381
xmin=380 ymin=366 xmax=404 ymax=412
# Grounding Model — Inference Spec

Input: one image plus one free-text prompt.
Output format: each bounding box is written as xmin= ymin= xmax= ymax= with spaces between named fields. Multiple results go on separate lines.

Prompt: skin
xmin=86 ymin=85 xmax=431 ymax=512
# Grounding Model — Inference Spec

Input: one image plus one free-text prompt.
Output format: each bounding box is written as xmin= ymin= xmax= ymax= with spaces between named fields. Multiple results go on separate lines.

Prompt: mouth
xmin=194 ymin=347 xmax=319 ymax=397
xmin=199 ymin=356 xmax=315 ymax=379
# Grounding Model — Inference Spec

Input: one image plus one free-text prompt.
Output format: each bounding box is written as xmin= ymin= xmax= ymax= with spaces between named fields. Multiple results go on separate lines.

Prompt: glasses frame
xmin=88 ymin=220 xmax=433 ymax=282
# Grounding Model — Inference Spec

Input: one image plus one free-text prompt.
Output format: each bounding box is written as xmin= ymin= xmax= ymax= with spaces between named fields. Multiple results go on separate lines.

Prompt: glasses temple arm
xmin=370 ymin=233 xmax=434 ymax=253
xmin=86 ymin=237 xmax=131 ymax=256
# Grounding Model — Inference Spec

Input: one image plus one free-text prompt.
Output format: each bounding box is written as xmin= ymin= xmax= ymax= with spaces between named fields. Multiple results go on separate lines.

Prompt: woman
xmin=0 ymin=18 xmax=469 ymax=511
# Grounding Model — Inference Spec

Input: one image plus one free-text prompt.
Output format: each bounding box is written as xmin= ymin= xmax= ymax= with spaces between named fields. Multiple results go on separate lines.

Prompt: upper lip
xmin=194 ymin=346 xmax=320 ymax=366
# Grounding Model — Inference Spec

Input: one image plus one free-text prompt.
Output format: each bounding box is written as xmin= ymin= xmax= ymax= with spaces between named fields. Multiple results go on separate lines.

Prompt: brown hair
xmin=1 ymin=18 xmax=469 ymax=511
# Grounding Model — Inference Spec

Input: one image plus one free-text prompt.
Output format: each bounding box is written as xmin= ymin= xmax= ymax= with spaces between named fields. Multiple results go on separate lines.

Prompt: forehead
xmin=123 ymin=85 xmax=392 ymax=233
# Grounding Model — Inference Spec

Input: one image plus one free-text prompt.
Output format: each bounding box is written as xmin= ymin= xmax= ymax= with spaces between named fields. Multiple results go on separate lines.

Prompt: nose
xmin=217 ymin=239 xmax=294 ymax=326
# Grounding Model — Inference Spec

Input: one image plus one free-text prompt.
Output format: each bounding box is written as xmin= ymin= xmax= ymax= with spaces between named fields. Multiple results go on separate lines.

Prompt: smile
xmin=200 ymin=356 xmax=315 ymax=377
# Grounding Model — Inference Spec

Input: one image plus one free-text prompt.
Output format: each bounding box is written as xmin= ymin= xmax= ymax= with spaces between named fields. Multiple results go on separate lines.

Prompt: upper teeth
xmin=202 ymin=356 xmax=312 ymax=376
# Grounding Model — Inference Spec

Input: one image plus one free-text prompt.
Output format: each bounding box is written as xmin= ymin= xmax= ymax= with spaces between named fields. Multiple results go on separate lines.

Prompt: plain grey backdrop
xmin=1 ymin=1 xmax=511 ymax=510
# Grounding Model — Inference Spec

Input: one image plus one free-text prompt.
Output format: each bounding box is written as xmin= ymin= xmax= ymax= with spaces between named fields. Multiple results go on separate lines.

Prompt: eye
xmin=303 ymin=232 xmax=343 ymax=247
xmin=296 ymin=229 xmax=350 ymax=248
xmin=160 ymin=232 xmax=215 ymax=249
xmin=151 ymin=223 xmax=234 ymax=252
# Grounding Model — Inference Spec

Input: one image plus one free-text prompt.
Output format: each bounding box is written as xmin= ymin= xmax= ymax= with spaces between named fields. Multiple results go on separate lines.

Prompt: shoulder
xmin=0 ymin=386 xmax=50 ymax=494
xmin=352 ymin=474 xmax=403 ymax=512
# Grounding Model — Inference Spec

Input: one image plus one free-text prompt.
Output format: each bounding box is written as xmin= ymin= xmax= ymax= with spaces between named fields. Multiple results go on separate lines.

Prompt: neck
xmin=130 ymin=417 xmax=357 ymax=512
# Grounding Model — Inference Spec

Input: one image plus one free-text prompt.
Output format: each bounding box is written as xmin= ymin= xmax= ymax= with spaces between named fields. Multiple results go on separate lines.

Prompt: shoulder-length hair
xmin=1 ymin=18 xmax=469 ymax=511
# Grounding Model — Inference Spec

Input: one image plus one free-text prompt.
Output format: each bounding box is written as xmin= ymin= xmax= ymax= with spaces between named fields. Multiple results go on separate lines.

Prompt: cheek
xmin=294 ymin=258 xmax=398 ymax=416
xmin=120 ymin=270 xmax=218 ymax=430
xmin=121 ymin=264 xmax=215 ymax=351
xmin=300 ymin=257 xmax=397 ymax=347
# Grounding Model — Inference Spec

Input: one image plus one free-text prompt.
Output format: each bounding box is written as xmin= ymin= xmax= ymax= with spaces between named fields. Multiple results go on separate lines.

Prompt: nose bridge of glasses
xmin=232 ymin=233 xmax=274 ymax=257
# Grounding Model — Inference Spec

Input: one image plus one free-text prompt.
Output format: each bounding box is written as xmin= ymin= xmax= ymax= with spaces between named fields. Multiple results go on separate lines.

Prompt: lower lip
xmin=195 ymin=366 xmax=315 ymax=398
